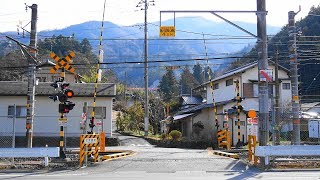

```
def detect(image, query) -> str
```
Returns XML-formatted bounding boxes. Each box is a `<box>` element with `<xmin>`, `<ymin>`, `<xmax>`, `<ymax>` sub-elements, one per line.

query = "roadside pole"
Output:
<box><xmin>256</xmin><ymin>0</ymin><xmax>269</xmax><ymax>167</ymax></box>
<box><xmin>26</xmin><ymin>4</ymin><xmax>38</xmax><ymax>148</ymax></box>
<box><xmin>288</xmin><ymin>9</ymin><xmax>301</xmax><ymax>145</ymax></box>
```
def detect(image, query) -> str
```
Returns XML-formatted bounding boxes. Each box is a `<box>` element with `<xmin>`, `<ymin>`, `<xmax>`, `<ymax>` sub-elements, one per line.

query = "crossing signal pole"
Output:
<box><xmin>49</xmin><ymin>72</ymin><xmax>75</xmax><ymax>158</ymax></box>
<box><xmin>49</xmin><ymin>51</ymin><xmax>76</xmax><ymax>158</ymax></box>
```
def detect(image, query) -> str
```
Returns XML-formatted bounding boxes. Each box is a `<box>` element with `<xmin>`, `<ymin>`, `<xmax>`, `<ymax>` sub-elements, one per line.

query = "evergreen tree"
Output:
<box><xmin>158</xmin><ymin>68</ymin><xmax>178</xmax><ymax>103</ymax></box>
<box><xmin>80</xmin><ymin>38</ymin><xmax>92</xmax><ymax>55</ymax></box>
<box><xmin>180</xmin><ymin>67</ymin><xmax>198</xmax><ymax>95</ymax></box>
<box><xmin>193</xmin><ymin>63</ymin><xmax>203</xmax><ymax>85</ymax></box>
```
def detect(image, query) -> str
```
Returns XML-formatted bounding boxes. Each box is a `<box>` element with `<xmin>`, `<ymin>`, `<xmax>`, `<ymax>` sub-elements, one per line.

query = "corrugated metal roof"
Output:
<box><xmin>176</xmin><ymin>100</ymin><xmax>233</xmax><ymax>115</ymax></box>
<box><xmin>181</xmin><ymin>96</ymin><xmax>203</xmax><ymax>106</ymax></box>
<box><xmin>0</xmin><ymin>81</ymin><xmax>116</xmax><ymax>97</ymax></box>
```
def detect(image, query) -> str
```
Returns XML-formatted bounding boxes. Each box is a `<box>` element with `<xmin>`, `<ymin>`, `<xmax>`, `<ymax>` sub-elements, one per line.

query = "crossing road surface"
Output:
<box><xmin>1</xmin><ymin>135</ymin><xmax>320</xmax><ymax>179</ymax></box>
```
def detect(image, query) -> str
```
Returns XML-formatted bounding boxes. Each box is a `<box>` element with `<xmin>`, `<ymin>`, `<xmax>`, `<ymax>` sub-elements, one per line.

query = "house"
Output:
<box><xmin>0</xmin><ymin>82</ymin><xmax>116</xmax><ymax>141</ymax></box>
<box><xmin>172</xmin><ymin>61</ymin><xmax>292</xmax><ymax>146</ymax></box>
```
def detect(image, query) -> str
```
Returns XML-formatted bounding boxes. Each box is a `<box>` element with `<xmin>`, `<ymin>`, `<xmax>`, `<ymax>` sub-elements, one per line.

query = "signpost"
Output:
<box><xmin>49</xmin><ymin>51</ymin><xmax>75</xmax><ymax>74</ymax></box>
<box><xmin>259</xmin><ymin>69</ymin><xmax>273</xmax><ymax>82</ymax></box>
<box><xmin>247</xmin><ymin>117</ymin><xmax>259</xmax><ymax>137</ymax></box>
<box><xmin>160</xmin><ymin>26</ymin><xmax>176</xmax><ymax>37</ymax></box>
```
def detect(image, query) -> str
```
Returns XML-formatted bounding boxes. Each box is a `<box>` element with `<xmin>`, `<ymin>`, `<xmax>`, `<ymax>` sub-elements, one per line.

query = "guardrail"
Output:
<box><xmin>255</xmin><ymin>145</ymin><xmax>320</xmax><ymax>165</ymax></box>
<box><xmin>0</xmin><ymin>147</ymin><xmax>60</xmax><ymax>166</ymax></box>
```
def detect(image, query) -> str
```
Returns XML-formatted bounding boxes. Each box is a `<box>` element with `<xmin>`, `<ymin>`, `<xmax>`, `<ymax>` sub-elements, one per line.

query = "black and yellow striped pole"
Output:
<box><xmin>234</xmin><ymin>80</ymin><xmax>243</xmax><ymax>147</ymax></box>
<box><xmin>89</xmin><ymin>0</ymin><xmax>107</xmax><ymax>134</ymax></box>
<box><xmin>203</xmin><ymin>34</ymin><xmax>219</xmax><ymax>131</ymax></box>
<box><xmin>59</xmin><ymin>68</ymin><xmax>66</xmax><ymax>158</ymax></box>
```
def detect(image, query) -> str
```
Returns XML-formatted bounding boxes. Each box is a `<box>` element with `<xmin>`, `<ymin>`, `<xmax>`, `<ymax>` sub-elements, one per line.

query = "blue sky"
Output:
<box><xmin>1</xmin><ymin>0</ymin><xmax>319</xmax><ymax>32</ymax></box>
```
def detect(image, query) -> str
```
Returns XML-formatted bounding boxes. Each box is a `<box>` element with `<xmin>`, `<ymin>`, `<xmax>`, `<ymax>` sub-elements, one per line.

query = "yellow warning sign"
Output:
<box><xmin>160</xmin><ymin>26</ymin><xmax>175</xmax><ymax>37</ymax></box>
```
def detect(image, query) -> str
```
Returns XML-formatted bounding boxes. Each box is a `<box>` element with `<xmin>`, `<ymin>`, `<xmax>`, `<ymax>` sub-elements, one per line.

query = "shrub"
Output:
<box><xmin>160</xmin><ymin>133</ymin><xmax>166</xmax><ymax>140</ymax></box>
<box><xmin>169</xmin><ymin>130</ymin><xmax>182</xmax><ymax>141</ymax></box>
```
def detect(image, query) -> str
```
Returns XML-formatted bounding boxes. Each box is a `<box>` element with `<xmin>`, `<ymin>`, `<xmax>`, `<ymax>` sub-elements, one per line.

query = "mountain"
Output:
<box><xmin>1</xmin><ymin>17</ymin><xmax>281</xmax><ymax>86</ymax></box>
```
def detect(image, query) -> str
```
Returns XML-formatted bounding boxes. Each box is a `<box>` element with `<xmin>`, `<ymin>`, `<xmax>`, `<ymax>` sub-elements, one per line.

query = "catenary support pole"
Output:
<box><xmin>26</xmin><ymin>4</ymin><xmax>37</xmax><ymax>148</ymax></box>
<box><xmin>288</xmin><ymin>10</ymin><xmax>301</xmax><ymax>145</ymax></box>
<box><xmin>257</xmin><ymin>0</ymin><xmax>269</xmax><ymax>148</ymax></box>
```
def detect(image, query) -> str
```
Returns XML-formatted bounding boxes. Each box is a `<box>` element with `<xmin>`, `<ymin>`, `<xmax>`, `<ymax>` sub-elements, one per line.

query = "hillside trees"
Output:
<box><xmin>180</xmin><ymin>67</ymin><xmax>198</xmax><ymax>95</ymax></box>
<box><xmin>158</xmin><ymin>68</ymin><xmax>179</xmax><ymax>103</ymax></box>
<box><xmin>0</xmin><ymin>35</ymin><xmax>103</xmax><ymax>81</ymax></box>
<box><xmin>193</xmin><ymin>63</ymin><xmax>203</xmax><ymax>84</ymax></box>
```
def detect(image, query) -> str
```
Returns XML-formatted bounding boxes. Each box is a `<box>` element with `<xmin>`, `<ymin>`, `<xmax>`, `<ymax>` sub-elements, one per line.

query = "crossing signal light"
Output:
<box><xmin>232</xmin><ymin>105</ymin><xmax>244</xmax><ymax>111</ymax></box>
<box><xmin>89</xmin><ymin>117</ymin><xmax>95</xmax><ymax>129</ymax></box>
<box><xmin>50</xmin><ymin>82</ymin><xmax>59</xmax><ymax>89</ymax></box>
<box><xmin>58</xmin><ymin>101</ymin><xmax>75</xmax><ymax>113</ymax></box>
<box><xmin>65</xmin><ymin>89</ymin><xmax>74</xmax><ymax>98</ymax></box>
<box><xmin>49</xmin><ymin>95</ymin><xmax>58</xmax><ymax>101</ymax></box>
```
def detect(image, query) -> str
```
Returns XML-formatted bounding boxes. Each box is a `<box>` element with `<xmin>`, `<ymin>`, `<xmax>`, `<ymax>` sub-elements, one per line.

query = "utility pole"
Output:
<box><xmin>143</xmin><ymin>0</ymin><xmax>149</xmax><ymax>137</ymax></box>
<box><xmin>274</xmin><ymin>46</ymin><xmax>280</xmax><ymax>145</ymax></box>
<box><xmin>26</xmin><ymin>4</ymin><xmax>38</xmax><ymax>148</ymax></box>
<box><xmin>289</xmin><ymin>8</ymin><xmax>301</xmax><ymax>145</ymax></box>
<box><xmin>137</xmin><ymin>0</ymin><xmax>154</xmax><ymax>136</ymax></box>
<box><xmin>257</xmin><ymin>0</ymin><xmax>269</xmax><ymax>147</ymax></box>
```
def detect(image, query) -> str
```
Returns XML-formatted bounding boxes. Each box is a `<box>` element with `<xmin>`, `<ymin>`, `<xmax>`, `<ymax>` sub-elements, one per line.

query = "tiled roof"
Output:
<box><xmin>0</xmin><ymin>81</ymin><xmax>116</xmax><ymax>97</ymax></box>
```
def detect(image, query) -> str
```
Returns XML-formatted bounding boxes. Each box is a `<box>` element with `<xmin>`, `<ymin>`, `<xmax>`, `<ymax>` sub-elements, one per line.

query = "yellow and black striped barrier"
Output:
<box><xmin>79</xmin><ymin>134</ymin><xmax>100</xmax><ymax>166</ymax></box>
<box><xmin>217</xmin><ymin>129</ymin><xmax>231</xmax><ymax>150</ymax></box>
<box><xmin>213</xmin><ymin>150</ymin><xmax>239</xmax><ymax>159</ymax></box>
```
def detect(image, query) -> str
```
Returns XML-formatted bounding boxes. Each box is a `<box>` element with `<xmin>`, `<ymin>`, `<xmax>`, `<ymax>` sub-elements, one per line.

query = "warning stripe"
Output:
<box><xmin>50</xmin><ymin>52</ymin><xmax>60</xmax><ymax>61</ymax></box>
<box><xmin>213</xmin><ymin>151</ymin><xmax>239</xmax><ymax>159</ymax></box>
<box><xmin>65</xmin><ymin>51</ymin><xmax>75</xmax><ymax>62</ymax></box>
<box><xmin>79</xmin><ymin>134</ymin><xmax>100</xmax><ymax>166</ymax></box>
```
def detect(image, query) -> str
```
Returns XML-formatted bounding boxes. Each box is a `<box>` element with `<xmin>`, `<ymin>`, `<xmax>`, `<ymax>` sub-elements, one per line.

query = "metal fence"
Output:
<box><xmin>268</xmin><ymin>105</ymin><xmax>320</xmax><ymax>145</ymax></box>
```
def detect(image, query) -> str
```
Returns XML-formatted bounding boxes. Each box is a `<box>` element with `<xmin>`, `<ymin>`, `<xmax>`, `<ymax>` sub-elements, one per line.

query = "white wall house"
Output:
<box><xmin>173</xmin><ymin>61</ymin><xmax>292</xmax><ymax>146</ymax></box>
<box><xmin>0</xmin><ymin>82</ymin><xmax>116</xmax><ymax>141</ymax></box>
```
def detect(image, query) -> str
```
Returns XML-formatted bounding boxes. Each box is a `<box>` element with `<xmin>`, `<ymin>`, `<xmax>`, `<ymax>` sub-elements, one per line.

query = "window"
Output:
<box><xmin>87</xmin><ymin>106</ymin><xmax>106</xmax><ymax>119</ymax></box>
<box><xmin>282</xmin><ymin>83</ymin><xmax>291</xmax><ymax>90</ymax></box>
<box><xmin>213</xmin><ymin>83</ymin><xmax>219</xmax><ymax>90</ymax></box>
<box><xmin>8</xmin><ymin>106</ymin><xmax>27</xmax><ymax>118</ymax></box>
<box><xmin>253</xmin><ymin>84</ymin><xmax>259</xmax><ymax>97</ymax></box>
<box><xmin>243</xmin><ymin>83</ymin><xmax>253</xmax><ymax>98</ymax></box>
<box><xmin>226</xmin><ymin>79</ymin><xmax>233</xmax><ymax>86</ymax></box>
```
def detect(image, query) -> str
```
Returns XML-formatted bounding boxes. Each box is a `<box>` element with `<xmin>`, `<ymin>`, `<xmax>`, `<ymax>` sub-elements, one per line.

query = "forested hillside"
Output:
<box><xmin>0</xmin><ymin>17</ymin><xmax>280</xmax><ymax>86</ymax></box>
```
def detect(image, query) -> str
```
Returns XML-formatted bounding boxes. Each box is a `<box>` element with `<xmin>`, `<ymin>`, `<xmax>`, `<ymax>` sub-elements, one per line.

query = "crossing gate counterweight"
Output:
<box><xmin>80</xmin><ymin>134</ymin><xmax>100</xmax><ymax>166</ymax></box>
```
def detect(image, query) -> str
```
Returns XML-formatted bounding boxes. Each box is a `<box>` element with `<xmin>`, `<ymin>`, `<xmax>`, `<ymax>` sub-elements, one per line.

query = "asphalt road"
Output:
<box><xmin>1</xmin><ymin>134</ymin><xmax>320</xmax><ymax>179</ymax></box>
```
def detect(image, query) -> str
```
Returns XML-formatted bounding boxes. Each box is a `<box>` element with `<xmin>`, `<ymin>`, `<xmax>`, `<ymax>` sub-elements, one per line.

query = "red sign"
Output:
<box><xmin>247</xmin><ymin>117</ymin><xmax>258</xmax><ymax>125</ymax></box>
